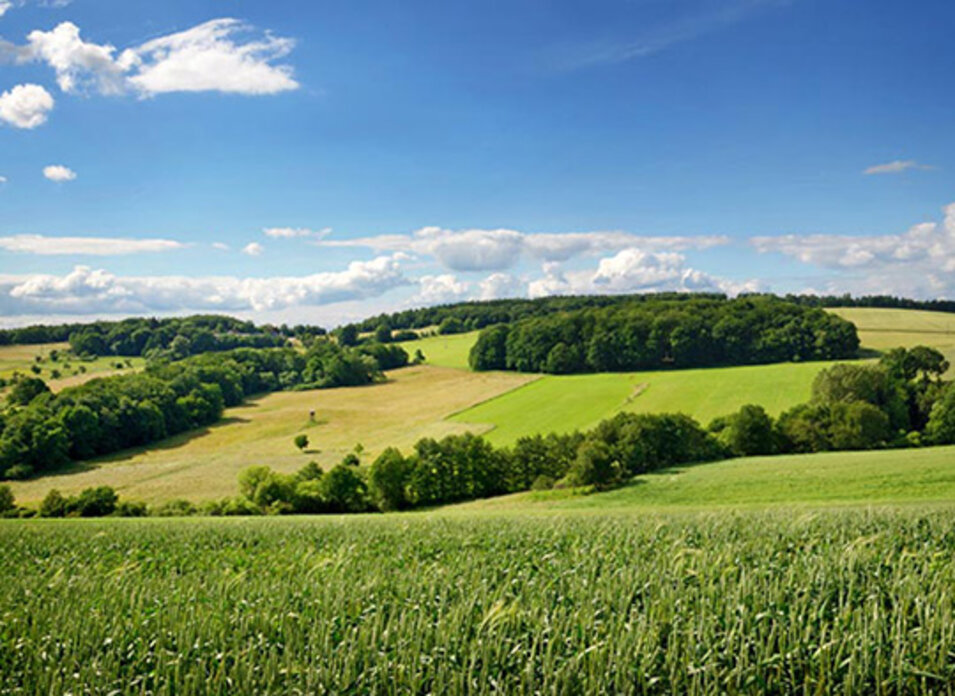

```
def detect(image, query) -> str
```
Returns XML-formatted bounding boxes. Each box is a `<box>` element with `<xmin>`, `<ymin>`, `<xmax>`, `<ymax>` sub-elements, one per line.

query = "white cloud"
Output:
<box><xmin>26</xmin><ymin>21</ymin><xmax>128</xmax><ymax>93</ymax></box>
<box><xmin>211</xmin><ymin>242</ymin><xmax>229</xmax><ymax>251</ymax></box>
<box><xmin>0</xmin><ymin>256</ymin><xmax>409</xmax><ymax>315</ymax></box>
<box><xmin>15</xmin><ymin>18</ymin><xmax>297</xmax><ymax>97</ymax></box>
<box><xmin>0</xmin><ymin>83</ymin><xmax>54</xmax><ymax>128</ymax></box>
<box><xmin>128</xmin><ymin>19</ymin><xmax>298</xmax><ymax>96</ymax></box>
<box><xmin>318</xmin><ymin>226</ymin><xmax>729</xmax><ymax>272</ymax></box>
<box><xmin>479</xmin><ymin>272</ymin><xmax>525</xmax><ymax>300</ymax></box>
<box><xmin>414</xmin><ymin>274</ymin><xmax>471</xmax><ymax>305</ymax></box>
<box><xmin>263</xmin><ymin>226</ymin><xmax>331</xmax><ymax>239</ymax></box>
<box><xmin>0</xmin><ymin>234</ymin><xmax>186</xmax><ymax>255</ymax></box>
<box><xmin>0</xmin><ymin>2</ymin><xmax>12</xmax><ymax>17</ymax></box>
<box><xmin>863</xmin><ymin>160</ymin><xmax>934</xmax><ymax>175</ymax></box>
<box><xmin>0</xmin><ymin>175</ymin><xmax>6</xmax><ymax>184</ymax></box>
<box><xmin>751</xmin><ymin>202</ymin><xmax>955</xmax><ymax>297</ymax></box>
<box><xmin>527</xmin><ymin>249</ymin><xmax>758</xmax><ymax>298</ymax></box>
<box><xmin>42</xmin><ymin>164</ymin><xmax>75</xmax><ymax>181</ymax></box>
<box><xmin>242</xmin><ymin>242</ymin><xmax>264</xmax><ymax>256</ymax></box>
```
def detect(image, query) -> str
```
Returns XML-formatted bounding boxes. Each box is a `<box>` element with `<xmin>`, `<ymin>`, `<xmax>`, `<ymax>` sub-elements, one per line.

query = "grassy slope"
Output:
<box><xmin>10</xmin><ymin>307</ymin><xmax>955</xmax><ymax>504</ymax></box>
<box><xmin>448</xmin><ymin>306</ymin><xmax>955</xmax><ymax>445</ymax></box>
<box><xmin>0</xmin><ymin>343</ymin><xmax>145</xmax><ymax>392</ymax></box>
<box><xmin>451</xmin><ymin>444</ymin><xmax>955</xmax><ymax>513</ymax></box>
<box><xmin>450</xmin><ymin>360</ymin><xmax>852</xmax><ymax>446</ymax></box>
<box><xmin>829</xmin><ymin>307</ymin><xmax>955</xmax><ymax>375</ymax></box>
<box><xmin>7</xmin><ymin>366</ymin><xmax>532</xmax><ymax>504</ymax></box>
<box><xmin>398</xmin><ymin>331</ymin><xmax>478</xmax><ymax>369</ymax></box>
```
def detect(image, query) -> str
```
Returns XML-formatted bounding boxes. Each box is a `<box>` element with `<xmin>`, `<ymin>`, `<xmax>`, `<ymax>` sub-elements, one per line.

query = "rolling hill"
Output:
<box><xmin>7</xmin><ymin>306</ymin><xmax>955</xmax><ymax>505</ymax></box>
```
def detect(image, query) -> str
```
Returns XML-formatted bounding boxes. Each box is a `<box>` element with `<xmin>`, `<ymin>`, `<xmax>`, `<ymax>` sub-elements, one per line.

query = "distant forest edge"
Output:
<box><xmin>1</xmin><ymin>293</ymin><xmax>953</xmax><ymax>355</ymax></box>
<box><xmin>0</xmin><ymin>315</ymin><xmax>326</xmax><ymax>358</ymax></box>
<box><xmin>347</xmin><ymin>293</ymin><xmax>955</xmax><ymax>335</ymax></box>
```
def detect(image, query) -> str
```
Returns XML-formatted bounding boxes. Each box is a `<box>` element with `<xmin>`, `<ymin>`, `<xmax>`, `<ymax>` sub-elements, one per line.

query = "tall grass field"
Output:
<box><xmin>3</xmin><ymin>508</ymin><xmax>955</xmax><ymax>694</ymax></box>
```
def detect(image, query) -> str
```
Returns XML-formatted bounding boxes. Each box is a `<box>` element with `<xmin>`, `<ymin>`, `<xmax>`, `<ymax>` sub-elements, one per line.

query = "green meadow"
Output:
<box><xmin>451</xmin><ymin>359</ymin><xmax>854</xmax><ymax>446</ymax></box>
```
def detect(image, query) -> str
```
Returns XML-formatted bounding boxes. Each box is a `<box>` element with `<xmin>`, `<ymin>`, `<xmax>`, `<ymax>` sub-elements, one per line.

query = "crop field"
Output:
<box><xmin>0</xmin><ymin>342</ymin><xmax>144</xmax><ymax>391</ymax></box>
<box><xmin>6</xmin><ymin>365</ymin><xmax>533</xmax><ymax>505</ymax></box>
<box><xmin>3</xmin><ymin>507</ymin><xmax>955</xmax><ymax>694</ymax></box>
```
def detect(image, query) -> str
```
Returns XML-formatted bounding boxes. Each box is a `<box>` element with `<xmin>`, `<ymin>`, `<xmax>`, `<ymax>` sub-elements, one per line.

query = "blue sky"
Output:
<box><xmin>1</xmin><ymin>0</ymin><xmax>954</xmax><ymax>326</ymax></box>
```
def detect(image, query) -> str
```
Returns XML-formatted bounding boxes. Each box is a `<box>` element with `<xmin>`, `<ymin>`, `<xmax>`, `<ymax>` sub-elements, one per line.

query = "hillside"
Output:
<box><xmin>6</xmin><ymin>305</ymin><xmax>955</xmax><ymax>504</ymax></box>
<box><xmin>6</xmin><ymin>366</ymin><xmax>532</xmax><ymax>504</ymax></box>
<box><xmin>450</xmin><ymin>444</ymin><xmax>955</xmax><ymax>512</ymax></box>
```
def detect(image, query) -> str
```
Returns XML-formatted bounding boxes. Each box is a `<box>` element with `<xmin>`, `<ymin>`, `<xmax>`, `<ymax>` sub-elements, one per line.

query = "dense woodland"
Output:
<box><xmin>345</xmin><ymin>292</ymin><xmax>955</xmax><ymax>338</ymax></box>
<box><xmin>0</xmin><ymin>315</ymin><xmax>327</xmax><ymax>357</ymax></box>
<box><xmin>469</xmin><ymin>296</ymin><xmax>859</xmax><ymax>373</ymax></box>
<box><xmin>0</xmin><ymin>341</ymin><xmax>404</xmax><ymax>480</ymax></box>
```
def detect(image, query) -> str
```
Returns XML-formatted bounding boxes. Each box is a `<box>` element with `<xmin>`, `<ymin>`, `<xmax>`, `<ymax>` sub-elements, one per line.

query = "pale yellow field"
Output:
<box><xmin>8</xmin><ymin>366</ymin><xmax>533</xmax><ymax>504</ymax></box>
<box><xmin>828</xmin><ymin>307</ymin><xmax>955</xmax><ymax>375</ymax></box>
<box><xmin>0</xmin><ymin>342</ymin><xmax>144</xmax><ymax>392</ymax></box>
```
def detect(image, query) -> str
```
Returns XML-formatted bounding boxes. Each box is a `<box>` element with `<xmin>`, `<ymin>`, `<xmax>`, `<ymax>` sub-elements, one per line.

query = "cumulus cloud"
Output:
<box><xmin>318</xmin><ymin>226</ymin><xmax>728</xmax><ymax>272</ymax></box>
<box><xmin>863</xmin><ymin>160</ymin><xmax>934</xmax><ymax>175</ymax></box>
<box><xmin>0</xmin><ymin>234</ymin><xmax>186</xmax><ymax>255</ymax></box>
<box><xmin>528</xmin><ymin>249</ymin><xmax>759</xmax><ymax>298</ymax></box>
<box><xmin>414</xmin><ymin>274</ymin><xmax>471</xmax><ymax>305</ymax></box>
<box><xmin>751</xmin><ymin>202</ymin><xmax>955</xmax><ymax>296</ymax></box>
<box><xmin>241</xmin><ymin>242</ymin><xmax>264</xmax><ymax>256</ymax></box>
<box><xmin>0</xmin><ymin>2</ymin><xmax>12</xmax><ymax>17</ymax></box>
<box><xmin>263</xmin><ymin>226</ymin><xmax>331</xmax><ymax>239</ymax></box>
<box><xmin>42</xmin><ymin>164</ymin><xmax>75</xmax><ymax>181</ymax></box>
<box><xmin>26</xmin><ymin>21</ymin><xmax>130</xmax><ymax>93</ymax></box>
<box><xmin>479</xmin><ymin>272</ymin><xmax>525</xmax><ymax>300</ymax></box>
<box><xmin>0</xmin><ymin>256</ymin><xmax>409</xmax><ymax>315</ymax></box>
<box><xmin>0</xmin><ymin>83</ymin><xmax>54</xmax><ymax>128</ymax></box>
<box><xmin>0</xmin><ymin>175</ymin><xmax>6</xmax><ymax>184</ymax></box>
<box><xmin>211</xmin><ymin>242</ymin><xmax>229</xmax><ymax>251</ymax></box>
<box><xmin>12</xmin><ymin>18</ymin><xmax>298</xmax><ymax>97</ymax></box>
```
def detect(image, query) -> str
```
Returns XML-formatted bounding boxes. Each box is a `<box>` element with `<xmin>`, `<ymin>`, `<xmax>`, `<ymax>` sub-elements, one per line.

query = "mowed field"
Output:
<box><xmin>0</xmin><ymin>342</ymin><xmax>145</xmax><ymax>392</ymax></box>
<box><xmin>399</xmin><ymin>330</ymin><xmax>476</xmax><ymax>369</ymax></box>
<box><xmin>829</xmin><ymin>307</ymin><xmax>955</xmax><ymax>374</ymax></box>
<box><xmin>8</xmin><ymin>366</ymin><xmax>533</xmax><ymax>505</ymax></box>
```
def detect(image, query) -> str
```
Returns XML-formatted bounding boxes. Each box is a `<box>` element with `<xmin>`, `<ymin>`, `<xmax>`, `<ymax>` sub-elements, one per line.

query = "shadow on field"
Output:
<box><xmin>88</xmin><ymin>416</ymin><xmax>253</xmax><ymax>465</ymax></box>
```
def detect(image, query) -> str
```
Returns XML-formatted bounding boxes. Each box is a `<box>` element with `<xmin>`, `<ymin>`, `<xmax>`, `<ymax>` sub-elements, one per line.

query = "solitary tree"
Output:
<box><xmin>294</xmin><ymin>434</ymin><xmax>309</xmax><ymax>452</ymax></box>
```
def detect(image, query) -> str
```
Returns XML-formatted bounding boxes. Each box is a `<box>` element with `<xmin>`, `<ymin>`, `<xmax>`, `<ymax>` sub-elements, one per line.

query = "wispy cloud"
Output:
<box><xmin>863</xmin><ymin>160</ymin><xmax>935</xmax><ymax>175</ymax></box>
<box><xmin>555</xmin><ymin>0</ymin><xmax>791</xmax><ymax>70</ymax></box>
<box><xmin>0</xmin><ymin>234</ymin><xmax>187</xmax><ymax>255</ymax></box>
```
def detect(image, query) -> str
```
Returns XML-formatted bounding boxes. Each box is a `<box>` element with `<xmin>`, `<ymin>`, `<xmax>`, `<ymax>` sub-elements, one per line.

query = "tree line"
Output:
<box><xmin>7</xmin><ymin>345</ymin><xmax>951</xmax><ymax>518</ymax></box>
<box><xmin>0</xmin><ymin>341</ymin><xmax>406</xmax><ymax>481</ymax></box>
<box><xmin>469</xmin><ymin>296</ymin><xmax>859</xmax><ymax>373</ymax></box>
<box><xmin>340</xmin><ymin>292</ymin><xmax>955</xmax><ymax>341</ymax></box>
<box><xmin>0</xmin><ymin>314</ymin><xmax>330</xmax><ymax>357</ymax></box>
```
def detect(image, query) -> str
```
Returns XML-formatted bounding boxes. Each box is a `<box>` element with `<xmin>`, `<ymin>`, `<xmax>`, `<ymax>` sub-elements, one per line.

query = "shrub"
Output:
<box><xmin>39</xmin><ymin>489</ymin><xmax>68</xmax><ymax>518</ymax></box>
<box><xmin>0</xmin><ymin>484</ymin><xmax>13</xmax><ymax>513</ymax></box>
<box><xmin>369</xmin><ymin>447</ymin><xmax>412</xmax><ymax>511</ymax></box>
<box><xmin>712</xmin><ymin>404</ymin><xmax>778</xmax><ymax>457</ymax></box>
<box><xmin>926</xmin><ymin>385</ymin><xmax>955</xmax><ymax>445</ymax></box>
<box><xmin>564</xmin><ymin>439</ymin><xmax>623</xmax><ymax>489</ymax></box>
<box><xmin>6</xmin><ymin>377</ymin><xmax>50</xmax><ymax>406</ymax></box>
<box><xmin>319</xmin><ymin>464</ymin><xmax>369</xmax><ymax>513</ymax></box>
<box><xmin>294</xmin><ymin>434</ymin><xmax>309</xmax><ymax>451</ymax></box>
<box><xmin>74</xmin><ymin>486</ymin><xmax>118</xmax><ymax>517</ymax></box>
